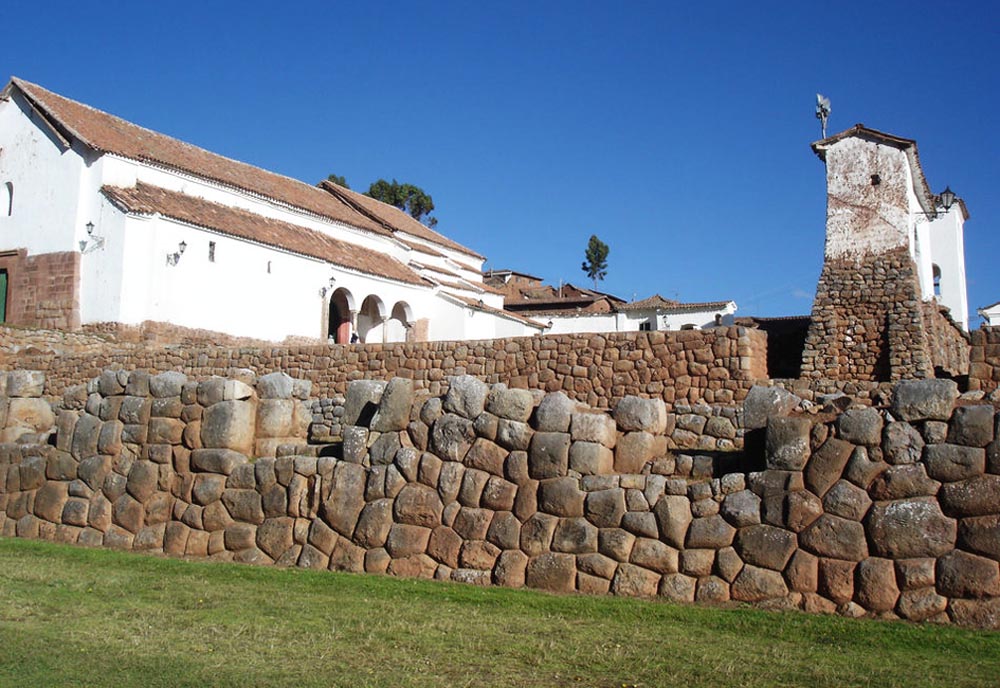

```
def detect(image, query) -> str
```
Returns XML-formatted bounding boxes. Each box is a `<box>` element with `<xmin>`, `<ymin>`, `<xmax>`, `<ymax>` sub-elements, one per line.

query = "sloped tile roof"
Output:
<box><xmin>10</xmin><ymin>78</ymin><xmax>483</xmax><ymax>256</ymax></box>
<box><xmin>442</xmin><ymin>293</ymin><xmax>546</xmax><ymax>329</ymax></box>
<box><xmin>620</xmin><ymin>298</ymin><xmax>735</xmax><ymax>313</ymax></box>
<box><xmin>101</xmin><ymin>183</ymin><xmax>428</xmax><ymax>286</ymax></box>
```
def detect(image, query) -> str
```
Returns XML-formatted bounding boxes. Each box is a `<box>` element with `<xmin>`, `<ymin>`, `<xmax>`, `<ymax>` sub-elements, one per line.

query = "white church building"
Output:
<box><xmin>0</xmin><ymin>77</ymin><xmax>545</xmax><ymax>344</ymax></box>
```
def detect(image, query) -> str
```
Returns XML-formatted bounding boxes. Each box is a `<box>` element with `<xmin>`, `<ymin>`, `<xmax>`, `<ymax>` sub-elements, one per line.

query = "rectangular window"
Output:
<box><xmin>208</xmin><ymin>241</ymin><xmax>216</xmax><ymax>262</ymax></box>
<box><xmin>639</xmin><ymin>320</ymin><xmax>652</xmax><ymax>331</ymax></box>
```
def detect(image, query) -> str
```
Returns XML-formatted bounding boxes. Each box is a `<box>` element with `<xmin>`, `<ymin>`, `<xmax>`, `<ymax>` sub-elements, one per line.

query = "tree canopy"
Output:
<box><xmin>326</xmin><ymin>174</ymin><xmax>350</xmax><ymax>189</ymax></box>
<box><xmin>581</xmin><ymin>235</ymin><xmax>609</xmax><ymax>289</ymax></box>
<box><xmin>365</xmin><ymin>179</ymin><xmax>437</xmax><ymax>227</ymax></box>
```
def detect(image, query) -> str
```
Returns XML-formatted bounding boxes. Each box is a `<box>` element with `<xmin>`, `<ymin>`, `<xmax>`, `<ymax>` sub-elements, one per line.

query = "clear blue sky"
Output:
<box><xmin>3</xmin><ymin>1</ymin><xmax>997</xmax><ymax>321</ymax></box>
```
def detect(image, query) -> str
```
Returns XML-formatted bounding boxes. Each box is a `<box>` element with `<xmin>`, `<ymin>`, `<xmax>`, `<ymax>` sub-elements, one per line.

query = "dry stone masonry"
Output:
<box><xmin>1</xmin><ymin>368</ymin><xmax>998</xmax><ymax>629</ymax></box>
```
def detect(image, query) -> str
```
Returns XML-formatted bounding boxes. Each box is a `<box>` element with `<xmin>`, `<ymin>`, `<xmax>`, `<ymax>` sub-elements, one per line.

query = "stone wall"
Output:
<box><xmin>0</xmin><ymin>249</ymin><xmax>80</xmax><ymax>330</ymax></box>
<box><xmin>0</xmin><ymin>327</ymin><xmax>768</xmax><ymax>412</ymax></box>
<box><xmin>1</xmin><ymin>369</ymin><xmax>998</xmax><ymax>628</ymax></box>
<box><xmin>969</xmin><ymin>326</ymin><xmax>1000</xmax><ymax>395</ymax></box>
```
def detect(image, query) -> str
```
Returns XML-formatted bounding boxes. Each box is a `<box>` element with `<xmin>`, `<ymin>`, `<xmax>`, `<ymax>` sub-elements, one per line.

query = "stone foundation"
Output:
<box><xmin>1</xmin><ymin>369</ymin><xmax>998</xmax><ymax>628</ymax></box>
<box><xmin>0</xmin><ymin>249</ymin><xmax>80</xmax><ymax>330</ymax></box>
<box><xmin>969</xmin><ymin>326</ymin><xmax>1000</xmax><ymax>395</ymax></box>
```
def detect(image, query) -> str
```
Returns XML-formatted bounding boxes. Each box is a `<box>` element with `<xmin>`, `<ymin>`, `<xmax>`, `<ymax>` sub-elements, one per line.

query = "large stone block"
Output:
<box><xmin>534</xmin><ymin>392</ymin><xmax>575</xmax><ymax>432</ymax></box>
<box><xmin>537</xmin><ymin>477</ymin><xmax>585</xmax><ymax>517</ymax></box>
<box><xmin>730</xmin><ymin>565</ymin><xmax>788</xmax><ymax>602</ymax></box>
<box><xmin>743</xmin><ymin>385</ymin><xmax>801</xmax><ymax>431</ymax></box>
<box><xmin>630</xmin><ymin>538</ymin><xmax>678</xmax><ymax>574</ymax></box>
<box><xmin>486</xmin><ymin>386</ymin><xmax>535</xmax><ymax>422</ymax></box>
<box><xmin>256</xmin><ymin>372</ymin><xmax>294</xmax><ymax>400</ymax></box>
<box><xmin>958</xmin><ymin>514</ymin><xmax>1000</xmax><ymax>561</ymax></box>
<box><xmin>936</xmin><ymin>550</ymin><xmax>1000</xmax><ymax>598</ymax></box>
<box><xmin>150</xmin><ymin>372</ymin><xmax>187</xmax><ymax>399</ymax></box>
<box><xmin>190</xmin><ymin>449</ymin><xmax>248</xmax><ymax>475</ymax></box>
<box><xmin>865</xmin><ymin>498</ymin><xmax>956</xmax><ymax>558</ymax></box>
<box><xmin>924</xmin><ymin>444</ymin><xmax>986</xmax><ymax>482</ymax></box>
<box><xmin>394</xmin><ymin>484</ymin><xmax>444</xmax><ymax>528</ymax></box>
<box><xmin>342</xmin><ymin>380</ymin><xmax>385</xmax><ymax>427</ymax></box>
<box><xmin>34</xmin><ymin>482</ymin><xmax>69</xmax><ymax>523</ymax></box>
<box><xmin>686</xmin><ymin>515</ymin><xmax>736</xmax><ymax>549</ymax></box>
<box><xmin>385</xmin><ymin>523</ymin><xmax>431</xmax><ymax>558</ymax></box>
<box><xmin>614</xmin><ymin>431</ymin><xmax>656</xmax><ymax>474</ymax></box>
<box><xmin>256</xmin><ymin>400</ymin><xmax>295</xmax><ymax>438</ymax></box>
<box><xmin>947</xmin><ymin>405</ymin><xmax>995</xmax><ymax>447</ymax></box>
<box><xmin>528</xmin><ymin>432</ymin><xmax>570</xmax><ymax>479</ymax></box>
<box><xmin>525</xmin><ymin>552</ymin><xmax>577</xmax><ymax>592</ymax></box>
<box><xmin>7</xmin><ymin>370</ymin><xmax>45</xmax><ymax>397</ymax></box>
<box><xmin>939</xmin><ymin>475</ymin><xmax>1000</xmax><ymax>517</ymax></box>
<box><xmin>891</xmin><ymin>379</ymin><xmax>958</xmax><ymax>422</ymax></box>
<box><xmin>520</xmin><ymin>512</ymin><xmax>558</xmax><ymax>556</ymax></box>
<box><xmin>613</xmin><ymin>396</ymin><xmax>666</xmax><ymax>433</ymax></box>
<box><xmin>493</xmin><ymin>549</ymin><xmax>529</xmax><ymax>587</ymax></box>
<box><xmin>354</xmin><ymin>499</ymin><xmax>394</xmax><ymax>548</ymax></box>
<box><xmin>800</xmin><ymin>514</ymin><xmax>868</xmax><ymax>561</ymax></box>
<box><xmin>653</xmin><ymin>495</ymin><xmax>692</xmax><ymax>549</ymax></box>
<box><xmin>836</xmin><ymin>407</ymin><xmax>883</xmax><ymax>447</ymax></box>
<box><xmin>201</xmin><ymin>400</ymin><xmax>256</xmax><ymax>455</ymax></box>
<box><xmin>321</xmin><ymin>463</ymin><xmax>366</xmax><ymax>537</ymax></box>
<box><xmin>569</xmin><ymin>441</ymin><xmax>614</xmax><ymax>475</ymax></box>
<box><xmin>551</xmin><ymin>517</ymin><xmax>598</xmax><ymax>554</ymax></box>
<box><xmin>822</xmin><ymin>480</ymin><xmax>871</xmax><ymax>521</ymax></box>
<box><xmin>735</xmin><ymin>524</ymin><xmax>797</xmax><ymax>570</ymax></box>
<box><xmin>495</xmin><ymin>419</ymin><xmax>532</xmax><ymax>452</ymax></box>
<box><xmin>721</xmin><ymin>489</ymin><xmax>761</xmax><ymax>527</ymax></box>
<box><xmin>805</xmin><ymin>438</ymin><xmax>853</xmax><ymax>498</ymax></box>
<box><xmin>570</xmin><ymin>411</ymin><xmax>617</xmax><ymax>447</ymax></box>
<box><xmin>444</xmin><ymin>375</ymin><xmax>489</xmax><ymax>420</ymax></box>
<box><xmin>464</xmin><ymin>438</ymin><xmax>507</xmax><ymax>475</ymax></box>
<box><xmin>611</xmin><ymin>563</ymin><xmax>661</xmax><ymax>597</ymax></box>
<box><xmin>869</xmin><ymin>464</ymin><xmax>940</xmax><ymax>500</ymax></box>
<box><xmin>585</xmin><ymin>488</ymin><xmax>626</xmax><ymax>528</ymax></box>
<box><xmin>371</xmin><ymin>378</ymin><xmax>415</xmax><ymax>432</ymax></box>
<box><xmin>430</xmin><ymin>414</ymin><xmax>475</xmax><ymax>463</ymax></box>
<box><xmin>766</xmin><ymin>417</ymin><xmax>811</xmax><ymax>471</ymax></box>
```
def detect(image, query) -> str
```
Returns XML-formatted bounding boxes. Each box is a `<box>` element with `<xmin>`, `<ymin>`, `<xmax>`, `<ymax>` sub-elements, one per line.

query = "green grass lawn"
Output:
<box><xmin>0</xmin><ymin>538</ymin><xmax>996</xmax><ymax>687</ymax></box>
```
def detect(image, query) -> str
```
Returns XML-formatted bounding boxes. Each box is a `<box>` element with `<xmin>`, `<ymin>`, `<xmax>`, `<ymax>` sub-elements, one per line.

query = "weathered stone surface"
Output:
<box><xmin>534</xmin><ymin>392</ymin><xmax>575</xmax><ymax>432</ymax></box>
<box><xmin>569</xmin><ymin>441</ymin><xmax>614</xmax><ymax>475</ymax></box>
<box><xmin>844</xmin><ymin>446</ymin><xmax>888</xmax><ymax>488</ymax></box>
<box><xmin>256</xmin><ymin>372</ymin><xmax>294</xmax><ymax>399</ymax></box>
<box><xmin>480</xmin><ymin>476</ymin><xmax>516</xmax><ymax>512</ymax></box>
<box><xmin>495</xmin><ymin>419</ymin><xmax>532</xmax><ymax>452</ymax></box>
<box><xmin>551</xmin><ymin>517</ymin><xmax>598</xmax><ymax>554</ymax></box>
<box><xmin>371</xmin><ymin>378</ymin><xmax>414</xmax><ymax>432</ymax></box>
<box><xmin>427</xmin><ymin>526</ymin><xmax>462</xmax><ymax>567</ymax></box>
<box><xmin>630</xmin><ymin>538</ymin><xmax>678</xmax><ymax>574</ymax></box>
<box><xmin>897</xmin><ymin>588</ymin><xmax>948</xmax><ymax>622</ymax></box>
<box><xmin>393</xmin><ymin>484</ymin><xmax>443</xmax><ymax>528</ymax></box>
<box><xmin>537</xmin><ymin>477</ymin><xmax>585</xmax><ymax>517</ymax></box>
<box><xmin>658</xmin><ymin>572</ymin><xmax>696</xmax><ymax>602</ymax></box>
<box><xmin>150</xmin><ymin>371</ymin><xmax>187</xmax><ymax>399</ymax></box>
<box><xmin>947</xmin><ymin>405</ymin><xmax>995</xmax><ymax>447</ymax></box>
<box><xmin>785</xmin><ymin>550</ymin><xmax>818</xmax><ymax>592</ymax></box>
<box><xmin>493</xmin><ymin>549</ymin><xmax>529</xmax><ymax>587</ymax></box>
<box><xmin>201</xmin><ymin>401</ymin><xmax>256</xmax><ymax>455</ymax></box>
<box><xmin>585</xmin><ymin>488</ymin><xmax>626</xmax><ymax>528</ymax></box>
<box><xmin>800</xmin><ymin>514</ymin><xmax>868</xmax><ymax>561</ymax></box>
<box><xmin>869</xmin><ymin>464</ymin><xmax>940</xmax><ymax>500</ymax></box>
<box><xmin>818</xmin><ymin>558</ymin><xmax>854</xmax><ymax>604</ymax></box>
<box><xmin>520</xmin><ymin>512</ymin><xmax>558</xmax><ymax>556</ymax></box>
<box><xmin>936</xmin><ymin>550</ymin><xmax>1000</xmax><ymax>598</ymax></box>
<box><xmin>444</xmin><ymin>375</ymin><xmax>489</xmax><ymax>420</ymax></box>
<box><xmin>190</xmin><ymin>449</ymin><xmax>247</xmax><ymax>475</ymax></box>
<box><xmin>486</xmin><ymin>386</ymin><xmax>535</xmax><ymax>422</ymax></box>
<box><xmin>525</xmin><ymin>552</ymin><xmax>576</xmax><ymax>592</ymax></box>
<box><xmin>612</xmin><ymin>563</ymin><xmax>661</xmax><ymax>597</ymax></box>
<box><xmin>836</xmin><ymin>407</ymin><xmax>883</xmax><ymax>446</ymax></box>
<box><xmin>125</xmin><ymin>461</ymin><xmax>159</xmax><ymax>503</ymax></box>
<box><xmin>805</xmin><ymin>438</ymin><xmax>853</xmax><ymax>498</ymax></box>
<box><xmin>883</xmin><ymin>421</ymin><xmax>926</xmax><ymax>465</ymax></box>
<box><xmin>485</xmin><ymin>511</ymin><xmax>520</xmax><ymax>550</ymax></box>
<box><xmin>354</xmin><ymin>499</ymin><xmax>394</xmax><ymax>548</ymax></box>
<box><xmin>321</xmin><ymin>462</ymin><xmax>366</xmax><ymax>537</ymax></box>
<box><xmin>222</xmin><ymin>489</ymin><xmax>264</xmax><ymax>524</ymax></box>
<box><xmin>866</xmin><ymin>498</ymin><xmax>956</xmax><ymax>558</ymax></box>
<box><xmin>34</xmin><ymin>482</ymin><xmax>69</xmax><ymax>523</ymax></box>
<box><xmin>460</xmin><ymin>540</ymin><xmax>501</xmax><ymax>570</ymax></box>
<box><xmin>939</xmin><ymin>475</ymin><xmax>1000</xmax><ymax>516</ymax></box>
<box><xmin>528</xmin><ymin>432</ymin><xmax>570</xmax><ymax>479</ymax></box>
<box><xmin>855</xmin><ymin>557</ymin><xmax>899</xmax><ymax>612</ymax></box>
<box><xmin>342</xmin><ymin>380</ymin><xmax>385</xmax><ymax>426</ymax></box>
<box><xmin>385</xmin><ymin>523</ymin><xmax>431</xmax><ymax>558</ymax></box>
<box><xmin>112</xmin><ymin>494</ymin><xmax>144</xmax><ymax>533</ymax></box>
<box><xmin>958</xmin><ymin>514</ymin><xmax>1000</xmax><ymax>561</ymax></box>
<box><xmin>621</xmin><ymin>511</ymin><xmax>659</xmax><ymax>538</ymax></box>
<box><xmin>696</xmin><ymin>575</ymin><xmax>731</xmax><ymax>604</ymax></box>
<box><xmin>613</xmin><ymin>396</ymin><xmax>666</xmax><ymax>433</ymax></box>
<box><xmin>949</xmin><ymin>598</ymin><xmax>1000</xmax><ymax>630</ymax></box>
<box><xmin>430</xmin><ymin>414</ymin><xmax>475</xmax><ymax>463</ymax></box>
<box><xmin>686</xmin><ymin>515</ymin><xmax>736</xmax><ymax>549</ymax></box>
<box><xmin>925</xmin><ymin>444</ymin><xmax>986</xmax><ymax>482</ymax></box>
<box><xmin>458</xmin><ymin>468</ymin><xmax>489</xmax><ymax>507</ymax></box>
<box><xmin>653</xmin><ymin>495</ymin><xmax>692</xmax><ymax>549</ymax></box>
<box><xmin>615</xmin><ymin>431</ymin><xmax>656</xmax><ymax>474</ymax></box>
<box><xmin>891</xmin><ymin>379</ymin><xmax>958</xmax><ymax>422</ymax></box>
<box><xmin>369</xmin><ymin>433</ymin><xmax>401</xmax><ymax>466</ymax></box>
<box><xmin>598</xmin><ymin>528</ymin><xmax>636</xmax><ymax>562</ymax></box>
<box><xmin>7</xmin><ymin>370</ymin><xmax>45</xmax><ymax>397</ymax></box>
<box><xmin>822</xmin><ymin>480</ymin><xmax>872</xmax><ymax>521</ymax></box>
<box><xmin>731</xmin><ymin>565</ymin><xmax>788</xmax><ymax>602</ymax></box>
<box><xmin>570</xmin><ymin>411</ymin><xmax>617</xmax><ymax>447</ymax></box>
<box><xmin>766</xmin><ymin>417</ymin><xmax>811</xmax><ymax>471</ymax></box>
<box><xmin>720</xmin><ymin>489</ymin><xmax>761</xmax><ymax>528</ymax></box>
<box><xmin>328</xmin><ymin>539</ymin><xmax>365</xmax><ymax>572</ymax></box>
<box><xmin>255</xmin><ymin>400</ymin><xmax>294</xmax><ymax>439</ymax></box>
<box><xmin>736</xmin><ymin>524</ymin><xmax>797</xmax><ymax>570</ymax></box>
<box><xmin>744</xmin><ymin>385</ymin><xmax>801</xmax><ymax>430</ymax></box>
<box><xmin>387</xmin><ymin>554</ymin><xmax>437</xmax><ymax>579</ymax></box>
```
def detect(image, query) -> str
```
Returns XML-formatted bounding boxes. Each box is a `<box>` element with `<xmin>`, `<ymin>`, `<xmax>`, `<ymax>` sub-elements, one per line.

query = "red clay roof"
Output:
<box><xmin>10</xmin><ymin>78</ymin><xmax>483</xmax><ymax>256</ymax></box>
<box><xmin>442</xmin><ymin>293</ymin><xmax>546</xmax><ymax>329</ymax></box>
<box><xmin>101</xmin><ymin>183</ymin><xmax>428</xmax><ymax>286</ymax></box>
<box><xmin>318</xmin><ymin>181</ymin><xmax>483</xmax><ymax>259</ymax></box>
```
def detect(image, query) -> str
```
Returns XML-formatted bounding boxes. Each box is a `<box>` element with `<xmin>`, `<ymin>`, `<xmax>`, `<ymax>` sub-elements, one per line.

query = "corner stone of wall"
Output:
<box><xmin>2</xmin><ymin>370</ymin><xmax>999</xmax><ymax>629</ymax></box>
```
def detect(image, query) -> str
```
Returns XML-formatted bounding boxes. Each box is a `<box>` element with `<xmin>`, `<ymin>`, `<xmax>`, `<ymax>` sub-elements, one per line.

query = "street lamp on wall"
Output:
<box><xmin>166</xmin><ymin>240</ymin><xmax>187</xmax><ymax>266</ymax></box>
<box><xmin>79</xmin><ymin>221</ymin><xmax>105</xmax><ymax>254</ymax></box>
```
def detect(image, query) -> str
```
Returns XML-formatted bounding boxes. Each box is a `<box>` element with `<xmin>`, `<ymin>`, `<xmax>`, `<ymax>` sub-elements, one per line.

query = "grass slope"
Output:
<box><xmin>0</xmin><ymin>538</ymin><xmax>997</xmax><ymax>687</ymax></box>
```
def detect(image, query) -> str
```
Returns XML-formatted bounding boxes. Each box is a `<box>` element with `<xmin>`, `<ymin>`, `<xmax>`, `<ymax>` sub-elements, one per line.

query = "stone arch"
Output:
<box><xmin>386</xmin><ymin>301</ymin><xmax>414</xmax><ymax>343</ymax></box>
<box><xmin>357</xmin><ymin>294</ymin><xmax>387</xmax><ymax>344</ymax></box>
<box><xmin>328</xmin><ymin>287</ymin><xmax>356</xmax><ymax>343</ymax></box>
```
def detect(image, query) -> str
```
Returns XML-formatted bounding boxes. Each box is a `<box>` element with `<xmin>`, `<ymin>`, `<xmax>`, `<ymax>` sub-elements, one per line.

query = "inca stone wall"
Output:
<box><xmin>0</xmin><ymin>326</ymin><xmax>768</xmax><ymax>412</ymax></box>
<box><xmin>2</xmin><ymin>368</ymin><xmax>999</xmax><ymax>629</ymax></box>
<box><xmin>970</xmin><ymin>326</ymin><xmax>1000</xmax><ymax>395</ymax></box>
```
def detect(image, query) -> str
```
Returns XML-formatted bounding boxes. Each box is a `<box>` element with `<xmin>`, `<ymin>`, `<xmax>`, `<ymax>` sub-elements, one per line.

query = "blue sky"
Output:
<box><xmin>4</xmin><ymin>1</ymin><xmax>997</xmax><ymax>320</ymax></box>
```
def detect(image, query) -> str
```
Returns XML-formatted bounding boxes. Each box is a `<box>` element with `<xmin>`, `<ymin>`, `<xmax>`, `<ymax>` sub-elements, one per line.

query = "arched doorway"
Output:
<box><xmin>386</xmin><ymin>301</ymin><xmax>413</xmax><ymax>343</ymax></box>
<box><xmin>328</xmin><ymin>288</ymin><xmax>355</xmax><ymax>343</ymax></box>
<box><xmin>357</xmin><ymin>295</ymin><xmax>386</xmax><ymax>343</ymax></box>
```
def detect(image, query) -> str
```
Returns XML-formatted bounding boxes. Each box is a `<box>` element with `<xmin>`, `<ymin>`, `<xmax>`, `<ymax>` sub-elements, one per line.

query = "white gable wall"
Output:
<box><xmin>928</xmin><ymin>209</ymin><xmax>969</xmax><ymax>330</ymax></box>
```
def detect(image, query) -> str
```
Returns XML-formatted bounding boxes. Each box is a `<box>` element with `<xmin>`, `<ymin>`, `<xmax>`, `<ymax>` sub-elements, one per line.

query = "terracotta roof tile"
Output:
<box><xmin>443</xmin><ymin>293</ymin><xmax>546</xmax><ymax>329</ymax></box>
<box><xmin>10</xmin><ymin>78</ymin><xmax>484</xmax><ymax>252</ymax></box>
<box><xmin>318</xmin><ymin>181</ymin><xmax>484</xmax><ymax>259</ymax></box>
<box><xmin>101</xmin><ymin>183</ymin><xmax>427</xmax><ymax>286</ymax></box>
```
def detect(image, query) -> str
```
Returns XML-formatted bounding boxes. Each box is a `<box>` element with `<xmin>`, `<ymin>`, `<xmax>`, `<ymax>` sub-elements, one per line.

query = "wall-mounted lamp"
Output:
<box><xmin>79</xmin><ymin>221</ymin><xmax>105</xmax><ymax>254</ymax></box>
<box><xmin>915</xmin><ymin>187</ymin><xmax>958</xmax><ymax>218</ymax></box>
<box><xmin>319</xmin><ymin>275</ymin><xmax>337</xmax><ymax>298</ymax></box>
<box><xmin>166</xmin><ymin>240</ymin><xmax>187</xmax><ymax>266</ymax></box>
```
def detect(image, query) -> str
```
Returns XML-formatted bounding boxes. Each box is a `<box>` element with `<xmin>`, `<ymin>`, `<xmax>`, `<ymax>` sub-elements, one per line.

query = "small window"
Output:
<box><xmin>208</xmin><ymin>241</ymin><xmax>216</xmax><ymax>262</ymax></box>
<box><xmin>932</xmin><ymin>264</ymin><xmax>942</xmax><ymax>297</ymax></box>
<box><xmin>680</xmin><ymin>323</ymin><xmax>697</xmax><ymax>330</ymax></box>
<box><xmin>3</xmin><ymin>182</ymin><xmax>12</xmax><ymax>216</ymax></box>
<box><xmin>638</xmin><ymin>320</ymin><xmax>652</xmax><ymax>331</ymax></box>
<box><xmin>267</xmin><ymin>260</ymin><xmax>272</xmax><ymax>274</ymax></box>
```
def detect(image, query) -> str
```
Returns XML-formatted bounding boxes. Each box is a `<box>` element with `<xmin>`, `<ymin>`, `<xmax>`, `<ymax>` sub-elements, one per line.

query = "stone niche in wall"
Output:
<box><xmin>1</xmin><ymin>369</ymin><xmax>998</xmax><ymax>629</ymax></box>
